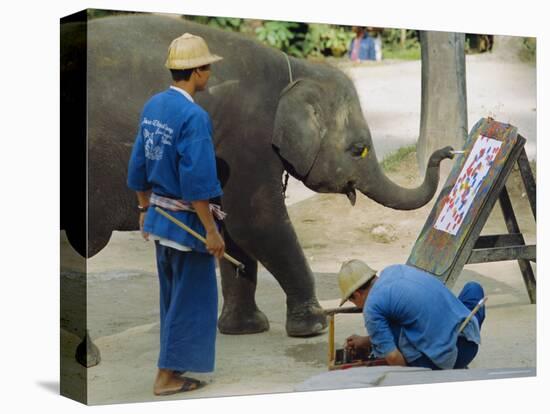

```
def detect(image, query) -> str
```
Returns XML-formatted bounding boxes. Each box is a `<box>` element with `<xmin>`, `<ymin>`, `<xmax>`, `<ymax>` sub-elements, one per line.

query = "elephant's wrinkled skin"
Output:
<box><xmin>61</xmin><ymin>15</ymin><xmax>453</xmax><ymax>337</ymax></box>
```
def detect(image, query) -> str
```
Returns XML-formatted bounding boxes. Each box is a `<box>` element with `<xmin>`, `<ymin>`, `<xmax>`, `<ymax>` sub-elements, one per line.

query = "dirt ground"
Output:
<box><xmin>60</xmin><ymin>53</ymin><xmax>537</xmax><ymax>405</ymax></box>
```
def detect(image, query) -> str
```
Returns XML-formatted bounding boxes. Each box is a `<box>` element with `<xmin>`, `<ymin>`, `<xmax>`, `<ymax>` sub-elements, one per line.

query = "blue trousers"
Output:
<box><xmin>155</xmin><ymin>242</ymin><xmax>218</xmax><ymax>372</ymax></box>
<box><xmin>408</xmin><ymin>281</ymin><xmax>485</xmax><ymax>370</ymax></box>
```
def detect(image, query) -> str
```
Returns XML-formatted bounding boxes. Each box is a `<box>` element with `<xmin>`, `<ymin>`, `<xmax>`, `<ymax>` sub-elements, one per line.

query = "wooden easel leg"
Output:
<box><xmin>516</xmin><ymin>145</ymin><xmax>536</xmax><ymax>221</ymax></box>
<box><xmin>498</xmin><ymin>187</ymin><xmax>537</xmax><ymax>304</ymax></box>
<box><xmin>518</xmin><ymin>259</ymin><xmax>537</xmax><ymax>304</ymax></box>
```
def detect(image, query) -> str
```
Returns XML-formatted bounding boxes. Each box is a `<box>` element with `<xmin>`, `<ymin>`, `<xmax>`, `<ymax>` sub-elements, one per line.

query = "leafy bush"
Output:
<box><xmin>381</xmin><ymin>29</ymin><xmax>420</xmax><ymax>60</ymax></box>
<box><xmin>87</xmin><ymin>10</ymin><xmax>141</xmax><ymax>19</ymax></box>
<box><xmin>382</xmin><ymin>29</ymin><xmax>418</xmax><ymax>49</ymax></box>
<box><xmin>302</xmin><ymin>24</ymin><xmax>355</xmax><ymax>58</ymax></box>
<box><xmin>184</xmin><ymin>15</ymin><xmax>243</xmax><ymax>31</ymax></box>
<box><xmin>519</xmin><ymin>37</ymin><xmax>536</xmax><ymax>63</ymax></box>
<box><xmin>255</xmin><ymin>21</ymin><xmax>300</xmax><ymax>52</ymax></box>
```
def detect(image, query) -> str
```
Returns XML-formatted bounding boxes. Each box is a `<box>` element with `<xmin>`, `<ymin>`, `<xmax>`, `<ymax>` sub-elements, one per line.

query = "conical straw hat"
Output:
<box><xmin>165</xmin><ymin>33</ymin><xmax>223</xmax><ymax>70</ymax></box>
<box><xmin>337</xmin><ymin>260</ymin><xmax>377</xmax><ymax>306</ymax></box>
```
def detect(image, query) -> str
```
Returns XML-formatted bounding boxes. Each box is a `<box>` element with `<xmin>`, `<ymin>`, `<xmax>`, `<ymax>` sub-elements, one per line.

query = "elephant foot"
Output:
<box><xmin>218</xmin><ymin>307</ymin><xmax>269</xmax><ymax>335</ymax></box>
<box><xmin>286</xmin><ymin>300</ymin><xmax>327</xmax><ymax>337</ymax></box>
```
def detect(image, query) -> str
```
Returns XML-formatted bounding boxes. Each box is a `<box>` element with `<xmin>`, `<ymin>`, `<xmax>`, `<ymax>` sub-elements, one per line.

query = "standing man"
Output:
<box><xmin>348</xmin><ymin>26</ymin><xmax>376</xmax><ymax>61</ymax></box>
<box><xmin>127</xmin><ymin>33</ymin><xmax>225</xmax><ymax>396</ymax></box>
<box><xmin>338</xmin><ymin>260</ymin><xmax>486</xmax><ymax>369</ymax></box>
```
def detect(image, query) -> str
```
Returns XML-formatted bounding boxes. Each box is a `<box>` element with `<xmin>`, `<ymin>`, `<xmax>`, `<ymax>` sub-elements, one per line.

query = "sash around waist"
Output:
<box><xmin>149</xmin><ymin>193</ymin><xmax>226</xmax><ymax>220</ymax></box>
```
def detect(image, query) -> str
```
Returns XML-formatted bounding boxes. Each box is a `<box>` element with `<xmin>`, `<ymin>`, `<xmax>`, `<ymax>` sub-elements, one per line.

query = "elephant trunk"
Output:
<box><xmin>357</xmin><ymin>146</ymin><xmax>454</xmax><ymax>210</ymax></box>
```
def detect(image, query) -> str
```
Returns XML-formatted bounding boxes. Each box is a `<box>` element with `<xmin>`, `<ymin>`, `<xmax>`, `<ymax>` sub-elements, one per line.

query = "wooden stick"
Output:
<box><xmin>458</xmin><ymin>296</ymin><xmax>488</xmax><ymax>333</ymax></box>
<box><xmin>154</xmin><ymin>207</ymin><xmax>245</xmax><ymax>271</ymax></box>
<box><xmin>328</xmin><ymin>314</ymin><xmax>335</xmax><ymax>367</ymax></box>
<box><xmin>324</xmin><ymin>306</ymin><xmax>362</xmax><ymax>316</ymax></box>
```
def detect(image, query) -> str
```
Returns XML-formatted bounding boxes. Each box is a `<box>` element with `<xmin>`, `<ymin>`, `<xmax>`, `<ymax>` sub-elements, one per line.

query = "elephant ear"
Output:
<box><xmin>272</xmin><ymin>79</ymin><xmax>327</xmax><ymax>178</ymax></box>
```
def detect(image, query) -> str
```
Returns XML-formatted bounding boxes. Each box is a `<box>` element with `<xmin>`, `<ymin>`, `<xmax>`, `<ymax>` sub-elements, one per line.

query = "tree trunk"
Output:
<box><xmin>417</xmin><ymin>31</ymin><xmax>468</xmax><ymax>174</ymax></box>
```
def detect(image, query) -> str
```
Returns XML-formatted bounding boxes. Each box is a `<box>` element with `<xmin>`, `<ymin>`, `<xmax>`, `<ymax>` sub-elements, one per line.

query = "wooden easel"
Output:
<box><xmin>407</xmin><ymin>119</ymin><xmax>536</xmax><ymax>303</ymax></box>
<box><xmin>453</xmin><ymin>140</ymin><xmax>536</xmax><ymax>303</ymax></box>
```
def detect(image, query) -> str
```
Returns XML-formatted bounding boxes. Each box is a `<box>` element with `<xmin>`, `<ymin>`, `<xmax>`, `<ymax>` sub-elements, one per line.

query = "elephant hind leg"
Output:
<box><xmin>218</xmin><ymin>233</ymin><xmax>269</xmax><ymax>335</ymax></box>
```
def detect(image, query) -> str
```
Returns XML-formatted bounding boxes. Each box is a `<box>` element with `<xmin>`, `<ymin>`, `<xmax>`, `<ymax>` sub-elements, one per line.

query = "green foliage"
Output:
<box><xmin>382</xmin><ymin>29</ymin><xmax>418</xmax><ymax>49</ymax></box>
<box><xmin>302</xmin><ymin>24</ymin><xmax>355</xmax><ymax>58</ymax></box>
<box><xmin>465</xmin><ymin>34</ymin><xmax>493</xmax><ymax>54</ymax></box>
<box><xmin>255</xmin><ymin>21</ymin><xmax>300</xmax><ymax>52</ymax></box>
<box><xmin>87</xmin><ymin>10</ymin><xmax>139</xmax><ymax>19</ymax></box>
<box><xmin>181</xmin><ymin>16</ymin><xmax>424</xmax><ymax>61</ymax></box>
<box><xmin>182</xmin><ymin>15</ymin><xmax>354</xmax><ymax>58</ymax></box>
<box><xmin>381</xmin><ymin>144</ymin><xmax>417</xmax><ymax>172</ymax></box>
<box><xmin>519</xmin><ymin>37</ymin><xmax>536</xmax><ymax>63</ymax></box>
<box><xmin>383</xmin><ymin>43</ymin><xmax>421</xmax><ymax>60</ymax></box>
<box><xmin>381</xmin><ymin>29</ymin><xmax>420</xmax><ymax>60</ymax></box>
<box><xmin>185</xmin><ymin>15</ymin><xmax>243</xmax><ymax>31</ymax></box>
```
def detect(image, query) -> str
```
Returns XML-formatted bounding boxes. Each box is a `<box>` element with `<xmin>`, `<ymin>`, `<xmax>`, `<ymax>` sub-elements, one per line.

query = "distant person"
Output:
<box><xmin>348</xmin><ymin>26</ymin><xmax>376</xmax><ymax>61</ymax></box>
<box><xmin>127</xmin><ymin>33</ymin><xmax>225</xmax><ymax>396</ymax></box>
<box><xmin>366</xmin><ymin>27</ymin><xmax>383</xmax><ymax>61</ymax></box>
<box><xmin>338</xmin><ymin>260</ymin><xmax>486</xmax><ymax>369</ymax></box>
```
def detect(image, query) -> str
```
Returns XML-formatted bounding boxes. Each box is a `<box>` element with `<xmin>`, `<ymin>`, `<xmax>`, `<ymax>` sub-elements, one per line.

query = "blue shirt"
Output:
<box><xmin>127</xmin><ymin>87</ymin><xmax>223</xmax><ymax>252</ymax></box>
<box><xmin>364</xmin><ymin>264</ymin><xmax>480</xmax><ymax>369</ymax></box>
<box><xmin>348</xmin><ymin>34</ymin><xmax>376</xmax><ymax>61</ymax></box>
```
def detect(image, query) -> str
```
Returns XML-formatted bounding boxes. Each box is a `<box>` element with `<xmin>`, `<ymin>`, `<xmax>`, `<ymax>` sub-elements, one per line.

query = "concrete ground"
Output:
<box><xmin>60</xmin><ymin>51</ymin><xmax>536</xmax><ymax>405</ymax></box>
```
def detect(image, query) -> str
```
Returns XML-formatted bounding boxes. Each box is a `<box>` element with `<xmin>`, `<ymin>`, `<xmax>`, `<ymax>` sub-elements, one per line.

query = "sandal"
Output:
<box><xmin>154</xmin><ymin>377</ymin><xmax>204</xmax><ymax>396</ymax></box>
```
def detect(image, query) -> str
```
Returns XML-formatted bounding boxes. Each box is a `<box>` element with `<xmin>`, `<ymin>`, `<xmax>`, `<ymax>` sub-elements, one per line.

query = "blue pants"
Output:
<box><xmin>155</xmin><ymin>242</ymin><xmax>218</xmax><ymax>372</ymax></box>
<box><xmin>408</xmin><ymin>281</ymin><xmax>485</xmax><ymax>370</ymax></box>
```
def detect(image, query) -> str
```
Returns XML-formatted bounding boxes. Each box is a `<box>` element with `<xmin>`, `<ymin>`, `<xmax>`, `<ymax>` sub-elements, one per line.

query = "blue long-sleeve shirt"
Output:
<box><xmin>127</xmin><ymin>87</ymin><xmax>223</xmax><ymax>252</ymax></box>
<box><xmin>348</xmin><ymin>34</ymin><xmax>376</xmax><ymax>61</ymax></box>
<box><xmin>364</xmin><ymin>264</ymin><xmax>480</xmax><ymax>369</ymax></box>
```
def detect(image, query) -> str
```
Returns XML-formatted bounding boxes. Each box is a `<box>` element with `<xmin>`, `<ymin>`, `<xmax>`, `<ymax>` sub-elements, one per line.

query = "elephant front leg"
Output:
<box><xmin>259</xmin><ymin>234</ymin><xmax>328</xmax><ymax>337</ymax></box>
<box><xmin>217</xmin><ymin>233</ymin><xmax>269</xmax><ymax>334</ymax></box>
<box><xmin>225</xmin><ymin>209</ymin><xmax>327</xmax><ymax>337</ymax></box>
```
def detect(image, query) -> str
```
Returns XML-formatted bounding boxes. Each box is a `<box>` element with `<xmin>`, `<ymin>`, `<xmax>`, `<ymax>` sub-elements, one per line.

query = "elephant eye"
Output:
<box><xmin>349</xmin><ymin>144</ymin><xmax>369</xmax><ymax>159</ymax></box>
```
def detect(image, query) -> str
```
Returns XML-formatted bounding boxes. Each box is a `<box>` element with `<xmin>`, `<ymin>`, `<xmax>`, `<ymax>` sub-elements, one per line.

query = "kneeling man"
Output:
<box><xmin>339</xmin><ymin>260</ymin><xmax>485</xmax><ymax>369</ymax></box>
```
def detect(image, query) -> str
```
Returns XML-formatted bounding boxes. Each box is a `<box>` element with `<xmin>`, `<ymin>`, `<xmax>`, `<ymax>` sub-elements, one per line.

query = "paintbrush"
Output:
<box><xmin>458</xmin><ymin>296</ymin><xmax>488</xmax><ymax>333</ymax></box>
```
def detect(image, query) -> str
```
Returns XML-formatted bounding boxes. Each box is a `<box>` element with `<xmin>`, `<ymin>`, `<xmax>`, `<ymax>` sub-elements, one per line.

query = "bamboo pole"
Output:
<box><xmin>154</xmin><ymin>207</ymin><xmax>245</xmax><ymax>271</ymax></box>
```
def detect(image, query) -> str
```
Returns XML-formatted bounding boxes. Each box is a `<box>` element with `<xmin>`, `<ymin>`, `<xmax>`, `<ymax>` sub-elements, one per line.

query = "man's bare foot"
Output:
<box><xmin>153</xmin><ymin>369</ymin><xmax>203</xmax><ymax>396</ymax></box>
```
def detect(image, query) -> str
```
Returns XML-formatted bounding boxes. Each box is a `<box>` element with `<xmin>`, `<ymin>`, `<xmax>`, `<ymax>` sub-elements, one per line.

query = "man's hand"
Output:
<box><xmin>139</xmin><ymin>212</ymin><xmax>149</xmax><ymax>241</ymax></box>
<box><xmin>136</xmin><ymin>190</ymin><xmax>151</xmax><ymax>241</ymax></box>
<box><xmin>192</xmin><ymin>200</ymin><xmax>225</xmax><ymax>259</ymax></box>
<box><xmin>206</xmin><ymin>228</ymin><xmax>225</xmax><ymax>259</ymax></box>
<box><xmin>345</xmin><ymin>335</ymin><xmax>372</xmax><ymax>353</ymax></box>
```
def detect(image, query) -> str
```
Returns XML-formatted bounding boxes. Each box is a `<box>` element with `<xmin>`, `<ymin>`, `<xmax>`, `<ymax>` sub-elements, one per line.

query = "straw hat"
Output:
<box><xmin>337</xmin><ymin>260</ymin><xmax>377</xmax><ymax>306</ymax></box>
<box><xmin>165</xmin><ymin>33</ymin><xmax>223</xmax><ymax>70</ymax></box>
